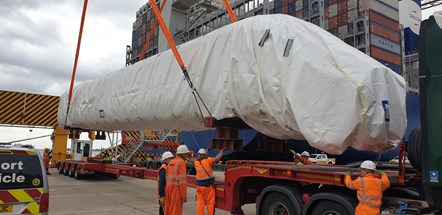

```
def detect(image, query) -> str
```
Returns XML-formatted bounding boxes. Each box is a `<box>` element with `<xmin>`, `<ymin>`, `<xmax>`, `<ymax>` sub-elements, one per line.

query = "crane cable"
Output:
<box><xmin>149</xmin><ymin>0</ymin><xmax>212</xmax><ymax>120</ymax></box>
<box><xmin>64</xmin><ymin>0</ymin><xmax>89</xmax><ymax>127</ymax></box>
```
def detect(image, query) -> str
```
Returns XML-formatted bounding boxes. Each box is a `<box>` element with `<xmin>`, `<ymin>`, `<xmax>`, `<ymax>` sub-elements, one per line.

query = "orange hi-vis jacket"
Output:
<box><xmin>195</xmin><ymin>157</ymin><xmax>215</xmax><ymax>215</ymax></box>
<box><xmin>195</xmin><ymin>157</ymin><xmax>214</xmax><ymax>185</ymax></box>
<box><xmin>43</xmin><ymin>151</ymin><xmax>50</xmax><ymax>167</ymax></box>
<box><xmin>157</xmin><ymin>163</ymin><xmax>167</xmax><ymax>199</ymax></box>
<box><xmin>165</xmin><ymin>156</ymin><xmax>187</xmax><ymax>215</ymax></box>
<box><xmin>345</xmin><ymin>172</ymin><xmax>390</xmax><ymax>215</ymax></box>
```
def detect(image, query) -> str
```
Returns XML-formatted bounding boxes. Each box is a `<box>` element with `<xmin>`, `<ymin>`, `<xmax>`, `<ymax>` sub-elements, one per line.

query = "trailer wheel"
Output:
<box><xmin>261</xmin><ymin>192</ymin><xmax>298</xmax><ymax>215</ymax></box>
<box><xmin>58</xmin><ymin>163</ymin><xmax>64</xmax><ymax>174</ymax></box>
<box><xmin>311</xmin><ymin>200</ymin><xmax>350</xmax><ymax>215</ymax></box>
<box><xmin>63</xmin><ymin>164</ymin><xmax>70</xmax><ymax>176</ymax></box>
<box><xmin>69</xmin><ymin>165</ymin><xmax>75</xmax><ymax>178</ymax></box>
<box><xmin>407</xmin><ymin>127</ymin><xmax>422</xmax><ymax>171</ymax></box>
<box><xmin>107</xmin><ymin>173</ymin><xmax>119</xmax><ymax>179</ymax></box>
<box><xmin>74</xmin><ymin>166</ymin><xmax>83</xmax><ymax>180</ymax></box>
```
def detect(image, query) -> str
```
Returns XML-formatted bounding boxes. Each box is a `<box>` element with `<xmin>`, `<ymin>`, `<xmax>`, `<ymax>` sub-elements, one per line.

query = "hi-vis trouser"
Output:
<box><xmin>165</xmin><ymin>157</ymin><xmax>187</xmax><ymax>215</ymax></box>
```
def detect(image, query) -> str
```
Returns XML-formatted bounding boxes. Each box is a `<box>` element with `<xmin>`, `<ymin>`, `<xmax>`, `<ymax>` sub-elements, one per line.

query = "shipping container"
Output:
<box><xmin>339</xmin><ymin>13</ymin><xmax>348</xmax><ymax>25</ymax></box>
<box><xmin>303</xmin><ymin>8</ymin><xmax>309</xmax><ymax>18</ymax></box>
<box><xmin>370</xmin><ymin>0</ymin><xmax>399</xmax><ymax>21</ymax></box>
<box><xmin>370</xmin><ymin>34</ymin><xmax>401</xmax><ymax>55</ymax></box>
<box><xmin>369</xmin><ymin>11</ymin><xmax>399</xmax><ymax>32</ymax></box>
<box><xmin>329</xmin><ymin>27</ymin><xmax>338</xmax><ymax>37</ymax></box>
<box><xmin>329</xmin><ymin>16</ymin><xmax>338</xmax><ymax>29</ymax></box>
<box><xmin>380</xmin><ymin>0</ymin><xmax>399</xmax><ymax>10</ymax></box>
<box><xmin>295</xmin><ymin>9</ymin><xmax>303</xmax><ymax>18</ymax></box>
<box><xmin>282</xmin><ymin>5</ymin><xmax>288</xmax><ymax>14</ymax></box>
<box><xmin>324</xmin><ymin>7</ymin><xmax>329</xmax><ymax>19</ymax></box>
<box><xmin>295</xmin><ymin>0</ymin><xmax>303</xmax><ymax>10</ymax></box>
<box><xmin>288</xmin><ymin>2</ymin><xmax>296</xmax><ymax>15</ymax></box>
<box><xmin>329</xmin><ymin>4</ymin><xmax>337</xmax><ymax>17</ymax></box>
<box><xmin>344</xmin><ymin>36</ymin><xmax>355</xmax><ymax>46</ymax></box>
<box><xmin>370</xmin><ymin>23</ymin><xmax>401</xmax><ymax>43</ymax></box>
<box><xmin>338</xmin><ymin>25</ymin><xmax>348</xmax><ymax>38</ymax></box>
<box><xmin>348</xmin><ymin>0</ymin><xmax>357</xmax><ymax>10</ymax></box>
<box><xmin>358</xmin><ymin>0</ymin><xmax>368</xmax><ymax>12</ymax></box>
<box><xmin>370</xmin><ymin>46</ymin><xmax>401</xmax><ymax>66</ymax></box>
<box><xmin>347</xmin><ymin>22</ymin><xmax>354</xmax><ymax>35</ymax></box>
<box><xmin>347</xmin><ymin>9</ymin><xmax>358</xmax><ymax>22</ymax></box>
<box><xmin>337</xmin><ymin>1</ymin><xmax>348</xmax><ymax>13</ymax></box>
<box><xmin>312</xmin><ymin>16</ymin><xmax>320</xmax><ymax>26</ymax></box>
<box><xmin>323</xmin><ymin>18</ymin><xmax>329</xmax><ymax>29</ymax></box>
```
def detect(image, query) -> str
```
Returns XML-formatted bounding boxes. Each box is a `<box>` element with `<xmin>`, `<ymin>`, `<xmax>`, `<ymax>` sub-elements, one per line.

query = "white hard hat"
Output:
<box><xmin>176</xmin><ymin>145</ymin><xmax>190</xmax><ymax>154</ymax></box>
<box><xmin>360</xmin><ymin>160</ymin><xmax>376</xmax><ymax>171</ymax></box>
<box><xmin>161</xmin><ymin>151</ymin><xmax>174</xmax><ymax>161</ymax></box>
<box><xmin>301</xmin><ymin>151</ymin><xmax>310</xmax><ymax>157</ymax></box>
<box><xmin>198</xmin><ymin>148</ymin><xmax>207</xmax><ymax>155</ymax></box>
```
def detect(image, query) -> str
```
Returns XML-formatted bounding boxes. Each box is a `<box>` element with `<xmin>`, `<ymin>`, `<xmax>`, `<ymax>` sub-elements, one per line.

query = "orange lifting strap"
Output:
<box><xmin>68</xmin><ymin>0</ymin><xmax>88</xmax><ymax>103</ymax></box>
<box><xmin>222</xmin><ymin>0</ymin><xmax>238</xmax><ymax>22</ymax></box>
<box><xmin>149</xmin><ymin>0</ymin><xmax>185</xmax><ymax>69</ymax></box>
<box><xmin>139</xmin><ymin>0</ymin><xmax>168</xmax><ymax>61</ymax></box>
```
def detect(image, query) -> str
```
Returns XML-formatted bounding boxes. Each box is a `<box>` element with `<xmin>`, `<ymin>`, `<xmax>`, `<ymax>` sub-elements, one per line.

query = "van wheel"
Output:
<box><xmin>64</xmin><ymin>164</ymin><xmax>70</xmax><ymax>176</ymax></box>
<box><xmin>311</xmin><ymin>200</ymin><xmax>351</xmax><ymax>215</ymax></box>
<box><xmin>261</xmin><ymin>192</ymin><xmax>298</xmax><ymax>215</ymax></box>
<box><xmin>74</xmin><ymin>166</ymin><xmax>83</xmax><ymax>180</ymax></box>
<box><xmin>58</xmin><ymin>163</ymin><xmax>64</xmax><ymax>174</ymax></box>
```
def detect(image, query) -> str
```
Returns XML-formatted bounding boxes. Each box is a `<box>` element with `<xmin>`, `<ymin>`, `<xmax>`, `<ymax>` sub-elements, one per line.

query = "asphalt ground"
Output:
<box><xmin>47</xmin><ymin>168</ymin><xmax>255</xmax><ymax>215</ymax></box>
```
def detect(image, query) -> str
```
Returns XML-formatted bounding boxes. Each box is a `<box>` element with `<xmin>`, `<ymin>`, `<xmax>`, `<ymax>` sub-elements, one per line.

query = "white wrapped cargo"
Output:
<box><xmin>58</xmin><ymin>14</ymin><xmax>406</xmax><ymax>154</ymax></box>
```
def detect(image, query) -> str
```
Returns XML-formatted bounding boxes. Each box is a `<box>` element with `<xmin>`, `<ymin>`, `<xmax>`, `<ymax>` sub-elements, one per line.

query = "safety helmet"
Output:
<box><xmin>176</xmin><ymin>145</ymin><xmax>190</xmax><ymax>154</ymax></box>
<box><xmin>161</xmin><ymin>151</ymin><xmax>174</xmax><ymax>161</ymax></box>
<box><xmin>301</xmin><ymin>151</ymin><xmax>310</xmax><ymax>157</ymax></box>
<box><xmin>360</xmin><ymin>160</ymin><xmax>376</xmax><ymax>171</ymax></box>
<box><xmin>44</xmin><ymin>147</ymin><xmax>49</xmax><ymax>151</ymax></box>
<box><xmin>198</xmin><ymin>148</ymin><xmax>207</xmax><ymax>155</ymax></box>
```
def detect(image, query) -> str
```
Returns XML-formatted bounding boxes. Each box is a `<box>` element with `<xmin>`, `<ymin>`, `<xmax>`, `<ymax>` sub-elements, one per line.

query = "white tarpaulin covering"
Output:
<box><xmin>59</xmin><ymin>14</ymin><xmax>406</xmax><ymax>154</ymax></box>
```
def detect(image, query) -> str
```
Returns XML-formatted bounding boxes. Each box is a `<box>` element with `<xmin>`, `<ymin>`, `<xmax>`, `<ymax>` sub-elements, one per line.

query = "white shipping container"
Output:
<box><xmin>348</xmin><ymin>9</ymin><xmax>358</xmax><ymax>22</ymax></box>
<box><xmin>348</xmin><ymin>0</ymin><xmax>358</xmax><ymax>10</ymax></box>
<box><xmin>338</xmin><ymin>25</ymin><xmax>348</xmax><ymax>38</ymax></box>
<box><xmin>296</xmin><ymin>0</ymin><xmax>303</xmax><ymax>10</ymax></box>
<box><xmin>359</xmin><ymin>0</ymin><xmax>369</xmax><ymax>12</ymax></box>
<box><xmin>379</xmin><ymin>0</ymin><xmax>399</xmax><ymax>10</ymax></box>
<box><xmin>370</xmin><ymin>1</ymin><xmax>399</xmax><ymax>21</ymax></box>
<box><xmin>329</xmin><ymin>4</ymin><xmax>337</xmax><ymax>17</ymax></box>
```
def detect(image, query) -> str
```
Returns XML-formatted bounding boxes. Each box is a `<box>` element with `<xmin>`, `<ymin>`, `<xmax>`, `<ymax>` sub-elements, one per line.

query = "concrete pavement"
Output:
<box><xmin>48</xmin><ymin>168</ymin><xmax>255</xmax><ymax>215</ymax></box>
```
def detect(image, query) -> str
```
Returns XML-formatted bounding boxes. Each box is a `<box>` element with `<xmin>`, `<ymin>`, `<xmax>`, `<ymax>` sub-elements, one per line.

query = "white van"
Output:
<box><xmin>0</xmin><ymin>147</ymin><xmax>49</xmax><ymax>214</ymax></box>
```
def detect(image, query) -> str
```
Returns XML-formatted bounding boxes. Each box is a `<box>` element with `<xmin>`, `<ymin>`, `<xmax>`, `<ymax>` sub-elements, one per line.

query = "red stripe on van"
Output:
<box><xmin>0</xmin><ymin>191</ymin><xmax>19</xmax><ymax>203</ymax></box>
<box><xmin>24</xmin><ymin>189</ymin><xmax>43</xmax><ymax>199</ymax></box>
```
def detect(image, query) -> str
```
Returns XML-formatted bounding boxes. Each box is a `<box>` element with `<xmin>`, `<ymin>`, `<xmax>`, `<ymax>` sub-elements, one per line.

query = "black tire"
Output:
<box><xmin>260</xmin><ymin>192</ymin><xmax>298</xmax><ymax>215</ymax></box>
<box><xmin>107</xmin><ymin>173</ymin><xmax>119</xmax><ymax>179</ymax></box>
<box><xmin>74</xmin><ymin>165</ymin><xmax>83</xmax><ymax>180</ymax></box>
<box><xmin>63</xmin><ymin>164</ymin><xmax>70</xmax><ymax>176</ymax></box>
<box><xmin>58</xmin><ymin>163</ymin><xmax>64</xmax><ymax>174</ymax></box>
<box><xmin>69</xmin><ymin>165</ymin><xmax>75</xmax><ymax>178</ymax></box>
<box><xmin>328</xmin><ymin>161</ymin><xmax>333</xmax><ymax>165</ymax></box>
<box><xmin>407</xmin><ymin>127</ymin><xmax>422</xmax><ymax>171</ymax></box>
<box><xmin>311</xmin><ymin>200</ymin><xmax>351</xmax><ymax>215</ymax></box>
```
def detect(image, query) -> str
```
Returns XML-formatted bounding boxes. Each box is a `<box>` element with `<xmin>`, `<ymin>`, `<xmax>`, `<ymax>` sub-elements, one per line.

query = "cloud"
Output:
<box><xmin>0</xmin><ymin>0</ymin><xmax>145</xmax><ymax>96</ymax></box>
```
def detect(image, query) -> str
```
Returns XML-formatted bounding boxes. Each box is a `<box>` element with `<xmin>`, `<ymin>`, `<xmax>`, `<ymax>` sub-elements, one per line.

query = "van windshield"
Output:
<box><xmin>0</xmin><ymin>154</ymin><xmax>44</xmax><ymax>189</ymax></box>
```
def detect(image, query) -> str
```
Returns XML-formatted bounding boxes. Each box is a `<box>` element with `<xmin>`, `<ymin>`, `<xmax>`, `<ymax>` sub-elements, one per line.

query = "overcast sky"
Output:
<box><xmin>0</xmin><ymin>0</ymin><xmax>145</xmax><ymax>149</ymax></box>
<box><xmin>0</xmin><ymin>1</ymin><xmax>441</xmax><ymax>149</ymax></box>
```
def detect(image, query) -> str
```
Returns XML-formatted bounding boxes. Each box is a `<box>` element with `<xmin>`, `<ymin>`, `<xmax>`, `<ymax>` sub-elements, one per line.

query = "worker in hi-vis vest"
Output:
<box><xmin>165</xmin><ymin>145</ymin><xmax>190</xmax><ymax>215</ymax></box>
<box><xmin>158</xmin><ymin>151</ymin><xmax>174</xmax><ymax>215</ymax></box>
<box><xmin>194</xmin><ymin>147</ymin><xmax>225</xmax><ymax>215</ymax></box>
<box><xmin>345</xmin><ymin>160</ymin><xmax>390</xmax><ymax>215</ymax></box>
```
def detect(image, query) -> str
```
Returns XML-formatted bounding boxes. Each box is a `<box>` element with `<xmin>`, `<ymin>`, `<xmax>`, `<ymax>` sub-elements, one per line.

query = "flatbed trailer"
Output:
<box><xmin>57</xmin><ymin>158</ymin><xmax>431</xmax><ymax>215</ymax></box>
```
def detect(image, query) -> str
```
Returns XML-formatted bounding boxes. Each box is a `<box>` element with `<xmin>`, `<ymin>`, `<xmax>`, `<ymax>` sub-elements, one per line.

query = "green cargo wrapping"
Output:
<box><xmin>419</xmin><ymin>15</ymin><xmax>442</xmax><ymax>208</ymax></box>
